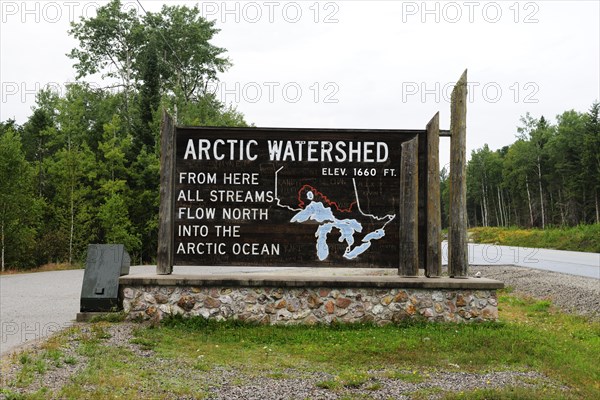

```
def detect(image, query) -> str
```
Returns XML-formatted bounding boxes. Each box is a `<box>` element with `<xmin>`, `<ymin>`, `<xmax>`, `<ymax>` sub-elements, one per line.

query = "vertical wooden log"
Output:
<box><xmin>449</xmin><ymin>70</ymin><xmax>468</xmax><ymax>278</ymax></box>
<box><xmin>399</xmin><ymin>137</ymin><xmax>419</xmax><ymax>277</ymax></box>
<box><xmin>157</xmin><ymin>111</ymin><xmax>175</xmax><ymax>275</ymax></box>
<box><xmin>426</xmin><ymin>112</ymin><xmax>442</xmax><ymax>277</ymax></box>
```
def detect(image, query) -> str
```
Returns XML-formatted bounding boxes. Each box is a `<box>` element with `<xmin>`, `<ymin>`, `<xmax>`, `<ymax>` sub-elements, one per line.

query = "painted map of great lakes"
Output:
<box><xmin>275</xmin><ymin>167</ymin><xmax>396</xmax><ymax>261</ymax></box>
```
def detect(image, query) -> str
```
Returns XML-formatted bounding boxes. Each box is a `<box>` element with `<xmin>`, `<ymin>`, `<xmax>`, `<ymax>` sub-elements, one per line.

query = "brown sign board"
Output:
<box><xmin>170</xmin><ymin>126</ymin><xmax>428</xmax><ymax>268</ymax></box>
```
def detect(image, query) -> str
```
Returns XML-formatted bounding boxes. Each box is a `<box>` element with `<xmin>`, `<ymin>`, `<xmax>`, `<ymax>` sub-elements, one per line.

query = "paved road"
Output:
<box><xmin>1</xmin><ymin>246</ymin><xmax>598</xmax><ymax>356</ymax></box>
<box><xmin>447</xmin><ymin>243</ymin><xmax>600</xmax><ymax>279</ymax></box>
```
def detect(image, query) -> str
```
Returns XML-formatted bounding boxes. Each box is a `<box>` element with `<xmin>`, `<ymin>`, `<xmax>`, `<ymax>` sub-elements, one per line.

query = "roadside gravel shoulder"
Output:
<box><xmin>471</xmin><ymin>265</ymin><xmax>600</xmax><ymax>320</ymax></box>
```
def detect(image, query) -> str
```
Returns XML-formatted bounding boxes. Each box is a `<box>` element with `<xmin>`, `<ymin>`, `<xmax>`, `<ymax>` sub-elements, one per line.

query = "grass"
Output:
<box><xmin>469</xmin><ymin>224</ymin><xmax>600</xmax><ymax>253</ymax></box>
<box><xmin>2</xmin><ymin>292</ymin><xmax>599</xmax><ymax>399</ymax></box>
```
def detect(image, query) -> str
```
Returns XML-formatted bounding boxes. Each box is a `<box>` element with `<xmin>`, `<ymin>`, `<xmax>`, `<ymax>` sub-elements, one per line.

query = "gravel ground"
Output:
<box><xmin>468</xmin><ymin>265</ymin><xmax>600</xmax><ymax>320</ymax></box>
<box><xmin>1</xmin><ymin>265</ymin><xmax>597</xmax><ymax>399</ymax></box>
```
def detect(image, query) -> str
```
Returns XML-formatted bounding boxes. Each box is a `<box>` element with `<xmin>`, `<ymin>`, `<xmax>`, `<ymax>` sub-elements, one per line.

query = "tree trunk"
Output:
<box><xmin>558</xmin><ymin>189</ymin><xmax>566</xmax><ymax>226</ymax></box>
<box><xmin>497</xmin><ymin>187</ymin><xmax>505</xmax><ymax>227</ymax></box>
<box><xmin>596</xmin><ymin>190</ymin><xmax>600</xmax><ymax>224</ymax></box>
<box><xmin>526</xmin><ymin>177</ymin><xmax>534</xmax><ymax>227</ymax></box>
<box><xmin>537</xmin><ymin>156</ymin><xmax>545</xmax><ymax>229</ymax></box>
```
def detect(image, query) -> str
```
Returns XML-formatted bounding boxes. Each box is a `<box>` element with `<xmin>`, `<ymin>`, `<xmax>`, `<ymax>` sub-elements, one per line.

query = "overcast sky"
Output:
<box><xmin>1</xmin><ymin>0</ymin><xmax>599</xmax><ymax>168</ymax></box>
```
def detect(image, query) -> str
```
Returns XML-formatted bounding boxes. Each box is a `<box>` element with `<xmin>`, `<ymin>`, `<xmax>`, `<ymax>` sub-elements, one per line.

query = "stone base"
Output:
<box><xmin>120</xmin><ymin>272</ymin><xmax>503</xmax><ymax>324</ymax></box>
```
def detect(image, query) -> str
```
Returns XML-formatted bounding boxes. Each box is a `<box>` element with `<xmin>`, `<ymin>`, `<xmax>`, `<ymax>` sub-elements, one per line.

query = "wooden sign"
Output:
<box><xmin>169</xmin><ymin>127</ymin><xmax>422</xmax><ymax>268</ymax></box>
<box><xmin>157</xmin><ymin>71</ymin><xmax>468</xmax><ymax>276</ymax></box>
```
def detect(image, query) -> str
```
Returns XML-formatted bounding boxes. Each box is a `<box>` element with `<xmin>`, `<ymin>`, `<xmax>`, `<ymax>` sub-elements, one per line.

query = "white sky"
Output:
<box><xmin>1</xmin><ymin>0</ymin><xmax>599</xmax><ymax>168</ymax></box>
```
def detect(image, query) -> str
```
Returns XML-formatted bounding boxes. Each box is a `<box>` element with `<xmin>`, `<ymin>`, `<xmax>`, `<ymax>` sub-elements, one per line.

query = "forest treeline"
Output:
<box><xmin>438</xmin><ymin>105</ymin><xmax>600</xmax><ymax>230</ymax></box>
<box><xmin>0</xmin><ymin>1</ymin><xmax>247</xmax><ymax>270</ymax></box>
<box><xmin>1</xmin><ymin>0</ymin><xmax>598</xmax><ymax>270</ymax></box>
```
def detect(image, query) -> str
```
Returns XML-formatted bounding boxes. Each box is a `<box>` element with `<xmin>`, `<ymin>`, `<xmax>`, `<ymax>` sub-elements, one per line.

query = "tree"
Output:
<box><xmin>0</xmin><ymin>128</ymin><xmax>39</xmax><ymax>270</ymax></box>
<box><xmin>582</xmin><ymin>102</ymin><xmax>600</xmax><ymax>223</ymax></box>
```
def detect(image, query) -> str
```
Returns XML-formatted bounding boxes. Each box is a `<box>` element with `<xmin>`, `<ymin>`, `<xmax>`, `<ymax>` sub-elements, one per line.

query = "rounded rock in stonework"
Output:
<box><xmin>458</xmin><ymin>309</ymin><xmax>472</xmax><ymax>319</ymax></box>
<box><xmin>257</xmin><ymin>294</ymin><xmax>268</xmax><ymax>304</ymax></box>
<box><xmin>432</xmin><ymin>291</ymin><xmax>444</xmax><ymax>302</ymax></box>
<box><xmin>488</xmin><ymin>297</ymin><xmax>498</xmax><ymax>306</ymax></box>
<box><xmin>336</xmin><ymin>297</ymin><xmax>352</xmax><ymax>309</ymax></box>
<box><xmin>275</xmin><ymin>299</ymin><xmax>287</xmax><ymax>309</ymax></box>
<box><xmin>446</xmin><ymin>300</ymin><xmax>456</xmax><ymax>313</ymax></box>
<box><xmin>220</xmin><ymin>288</ymin><xmax>233</xmax><ymax>295</ymax></box>
<box><xmin>324</xmin><ymin>300</ymin><xmax>335</xmax><ymax>314</ymax></box>
<box><xmin>122</xmin><ymin>300</ymin><xmax>131</xmax><ymax>313</ymax></box>
<box><xmin>143</xmin><ymin>293</ymin><xmax>156</xmax><ymax>304</ymax></box>
<box><xmin>277</xmin><ymin>309</ymin><xmax>292</xmax><ymax>321</ymax></box>
<box><xmin>191</xmin><ymin>287</ymin><xmax>201</xmax><ymax>293</ymax></box>
<box><xmin>456</xmin><ymin>294</ymin><xmax>467</xmax><ymax>307</ymax></box>
<box><xmin>330</xmin><ymin>290</ymin><xmax>340</xmax><ymax>299</ymax></box>
<box><xmin>209</xmin><ymin>288</ymin><xmax>220</xmax><ymax>298</ymax></box>
<box><xmin>405</xmin><ymin>304</ymin><xmax>417</xmax><ymax>316</ymax></box>
<box><xmin>272</xmin><ymin>288</ymin><xmax>284</xmax><ymax>299</ymax></box>
<box><xmin>286</xmin><ymin>299</ymin><xmax>300</xmax><ymax>313</ymax></box>
<box><xmin>304</xmin><ymin>315</ymin><xmax>319</xmax><ymax>325</ymax></box>
<box><xmin>380</xmin><ymin>296</ymin><xmax>393</xmax><ymax>306</ymax></box>
<box><xmin>204</xmin><ymin>297</ymin><xmax>221</xmax><ymax>309</ymax></box>
<box><xmin>294</xmin><ymin>309</ymin><xmax>311</xmax><ymax>320</ymax></box>
<box><xmin>420</xmin><ymin>308</ymin><xmax>434</xmax><ymax>318</ymax></box>
<box><xmin>158</xmin><ymin>304</ymin><xmax>172</xmax><ymax>314</ymax></box>
<box><xmin>417</xmin><ymin>297</ymin><xmax>432</xmax><ymax>308</ymax></box>
<box><xmin>372</xmin><ymin>304</ymin><xmax>384</xmax><ymax>315</ymax></box>
<box><xmin>195</xmin><ymin>293</ymin><xmax>207</xmax><ymax>303</ymax></box>
<box><xmin>220</xmin><ymin>295</ymin><xmax>233</xmax><ymax>305</ymax></box>
<box><xmin>154</xmin><ymin>293</ymin><xmax>169</xmax><ymax>304</ymax></box>
<box><xmin>394</xmin><ymin>291</ymin><xmax>409</xmax><ymax>303</ymax></box>
<box><xmin>123</xmin><ymin>288</ymin><xmax>135</xmax><ymax>299</ymax></box>
<box><xmin>446</xmin><ymin>291</ymin><xmax>456</xmax><ymax>300</ymax></box>
<box><xmin>307</xmin><ymin>293</ymin><xmax>323</xmax><ymax>309</ymax></box>
<box><xmin>470</xmin><ymin>308</ymin><xmax>480</xmax><ymax>318</ymax></box>
<box><xmin>244</xmin><ymin>294</ymin><xmax>258</xmax><ymax>304</ymax></box>
<box><xmin>335</xmin><ymin>308</ymin><xmax>349</xmax><ymax>317</ymax></box>
<box><xmin>434</xmin><ymin>303</ymin><xmax>444</xmax><ymax>314</ymax></box>
<box><xmin>177</xmin><ymin>295</ymin><xmax>196</xmax><ymax>312</ymax></box>
<box><xmin>265</xmin><ymin>303</ymin><xmax>276</xmax><ymax>314</ymax></box>
<box><xmin>131</xmin><ymin>300</ymin><xmax>147</xmax><ymax>312</ymax></box>
<box><xmin>146</xmin><ymin>306</ymin><xmax>158</xmax><ymax>317</ymax></box>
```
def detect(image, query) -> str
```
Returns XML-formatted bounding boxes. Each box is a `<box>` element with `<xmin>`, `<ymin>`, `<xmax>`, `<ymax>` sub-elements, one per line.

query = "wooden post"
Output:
<box><xmin>399</xmin><ymin>136</ymin><xmax>419</xmax><ymax>277</ymax></box>
<box><xmin>426</xmin><ymin>112</ymin><xmax>442</xmax><ymax>277</ymax></box>
<box><xmin>449</xmin><ymin>70</ymin><xmax>468</xmax><ymax>278</ymax></box>
<box><xmin>157</xmin><ymin>111</ymin><xmax>175</xmax><ymax>275</ymax></box>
